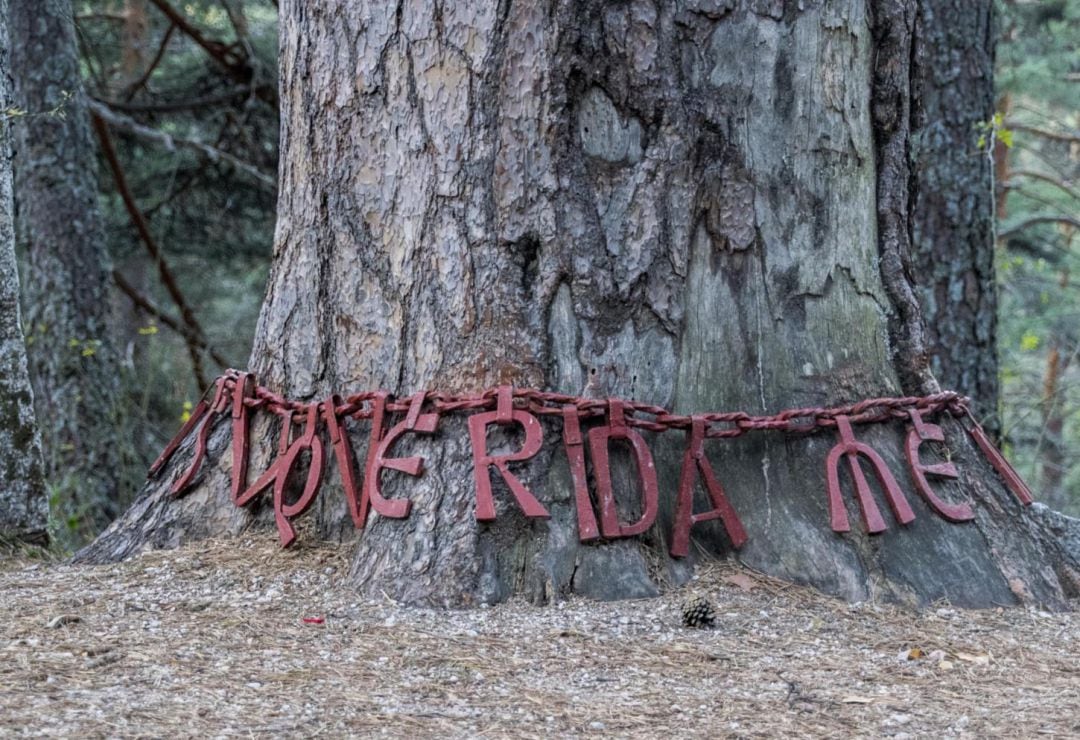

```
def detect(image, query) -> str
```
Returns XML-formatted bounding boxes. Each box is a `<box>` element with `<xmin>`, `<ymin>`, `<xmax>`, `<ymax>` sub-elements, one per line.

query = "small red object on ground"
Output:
<box><xmin>302</xmin><ymin>616</ymin><xmax>324</xmax><ymax>625</ymax></box>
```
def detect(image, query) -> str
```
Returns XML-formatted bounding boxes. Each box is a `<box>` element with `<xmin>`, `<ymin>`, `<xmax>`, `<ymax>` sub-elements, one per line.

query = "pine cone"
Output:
<box><xmin>681</xmin><ymin>595</ymin><xmax>716</xmax><ymax>629</ymax></box>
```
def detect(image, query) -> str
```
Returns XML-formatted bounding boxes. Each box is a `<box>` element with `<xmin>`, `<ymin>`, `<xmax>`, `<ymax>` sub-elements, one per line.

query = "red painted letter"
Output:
<box><xmin>236</xmin><ymin>403</ymin><xmax>325</xmax><ymax>548</ymax></box>
<box><xmin>588</xmin><ymin>400</ymin><xmax>659</xmax><ymax>538</ymax></box>
<box><xmin>562</xmin><ymin>405</ymin><xmax>601</xmax><ymax>542</ymax></box>
<box><xmin>364</xmin><ymin>392</ymin><xmax>438</xmax><ymax>519</ymax></box>
<box><xmin>904</xmin><ymin>409</ymin><xmax>974</xmax><ymax>522</ymax></box>
<box><xmin>824</xmin><ymin>415</ymin><xmax>915</xmax><ymax>533</ymax></box>
<box><xmin>323</xmin><ymin>394</ymin><xmax>367</xmax><ymax>529</ymax></box>
<box><xmin>230</xmin><ymin>372</ymin><xmax>255</xmax><ymax>503</ymax></box>
<box><xmin>171</xmin><ymin>375</ymin><xmax>229</xmax><ymax>497</ymax></box>
<box><xmin>468</xmin><ymin>386</ymin><xmax>549</xmax><ymax>521</ymax></box>
<box><xmin>670</xmin><ymin>416</ymin><xmax>747</xmax><ymax>557</ymax></box>
<box><xmin>965</xmin><ymin>417</ymin><xmax>1034</xmax><ymax>506</ymax></box>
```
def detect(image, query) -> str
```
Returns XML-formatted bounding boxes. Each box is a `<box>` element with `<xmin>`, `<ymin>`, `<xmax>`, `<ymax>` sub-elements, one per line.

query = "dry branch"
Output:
<box><xmin>145</xmin><ymin>0</ymin><xmax>277</xmax><ymax>105</ymax></box>
<box><xmin>92</xmin><ymin>113</ymin><xmax>220</xmax><ymax>389</ymax></box>
<box><xmin>111</xmin><ymin>270</ymin><xmax>228</xmax><ymax>368</ymax></box>
<box><xmin>101</xmin><ymin>88</ymin><xmax>255</xmax><ymax>113</ymax></box>
<box><xmin>122</xmin><ymin>23</ymin><xmax>176</xmax><ymax>101</ymax></box>
<box><xmin>88</xmin><ymin>99</ymin><xmax>275</xmax><ymax>191</ymax></box>
<box><xmin>999</xmin><ymin>215</ymin><xmax>1080</xmax><ymax>239</ymax></box>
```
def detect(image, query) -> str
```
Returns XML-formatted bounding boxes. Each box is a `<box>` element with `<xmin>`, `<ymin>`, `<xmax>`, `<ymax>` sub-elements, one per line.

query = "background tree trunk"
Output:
<box><xmin>119</xmin><ymin>0</ymin><xmax>151</xmax><ymax>91</ymax></box>
<box><xmin>909</xmin><ymin>0</ymin><xmax>1000</xmax><ymax>433</ymax></box>
<box><xmin>10</xmin><ymin>0</ymin><xmax>127</xmax><ymax>535</ymax></box>
<box><xmin>0</xmin><ymin>0</ymin><xmax>49</xmax><ymax>544</ymax></box>
<box><xmin>81</xmin><ymin>0</ymin><xmax>1079</xmax><ymax>608</ymax></box>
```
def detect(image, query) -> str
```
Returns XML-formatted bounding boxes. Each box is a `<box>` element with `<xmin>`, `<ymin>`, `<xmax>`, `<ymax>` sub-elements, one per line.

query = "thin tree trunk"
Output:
<box><xmin>1039</xmin><ymin>343</ymin><xmax>1067</xmax><ymax>508</ymax></box>
<box><xmin>10</xmin><ymin>0</ymin><xmax>128</xmax><ymax>536</ymax></box>
<box><xmin>81</xmin><ymin>0</ymin><xmax>1080</xmax><ymax>608</ymax></box>
<box><xmin>910</xmin><ymin>0</ymin><xmax>1000</xmax><ymax>431</ymax></box>
<box><xmin>0</xmin><ymin>0</ymin><xmax>48</xmax><ymax>544</ymax></box>
<box><xmin>120</xmin><ymin>0</ymin><xmax>151</xmax><ymax>89</ymax></box>
<box><xmin>1038</xmin><ymin>268</ymin><xmax>1071</xmax><ymax>511</ymax></box>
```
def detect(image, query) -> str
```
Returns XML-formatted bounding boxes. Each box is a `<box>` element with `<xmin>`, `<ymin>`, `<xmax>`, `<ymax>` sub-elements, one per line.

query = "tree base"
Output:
<box><xmin>76</xmin><ymin>416</ymin><xmax>1079</xmax><ymax>610</ymax></box>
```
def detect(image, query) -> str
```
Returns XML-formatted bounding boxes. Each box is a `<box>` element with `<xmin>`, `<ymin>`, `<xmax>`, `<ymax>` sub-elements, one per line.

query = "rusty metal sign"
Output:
<box><xmin>156</xmin><ymin>370</ymin><xmax>1035</xmax><ymax>549</ymax></box>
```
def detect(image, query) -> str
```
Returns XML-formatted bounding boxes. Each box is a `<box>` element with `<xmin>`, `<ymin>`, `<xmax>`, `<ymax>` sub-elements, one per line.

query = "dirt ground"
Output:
<box><xmin>0</xmin><ymin>537</ymin><xmax>1076</xmax><ymax>738</ymax></box>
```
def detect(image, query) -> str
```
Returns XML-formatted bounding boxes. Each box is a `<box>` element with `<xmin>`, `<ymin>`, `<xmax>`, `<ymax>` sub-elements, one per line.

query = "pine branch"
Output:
<box><xmin>1005</xmin><ymin>169</ymin><xmax>1079</xmax><ymax>201</ymax></box>
<box><xmin>1006</xmin><ymin>121</ymin><xmax>1080</xmax><ymax>144</ymax></box>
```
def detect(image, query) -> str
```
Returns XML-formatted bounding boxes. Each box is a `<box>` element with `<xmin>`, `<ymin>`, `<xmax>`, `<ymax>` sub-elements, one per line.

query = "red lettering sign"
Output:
<box><xmin>229</xmin><ymin>372</ymin><xmax>255</xmax><ymax>502</ymax></box>
<box><xmin>364</xmin><ymin>392</ymin><xmax>439</xmax><ymax>519</ymax></box>
<box><xmin>170</xmin><ymin>375</ymin><xmax>229</xmax><ymax>496</ymax></box>
<box><xmin>562</xmin><ymin>405</ymin><xmax>601</xmax><ymax>542</ymax></box>
<box><xmin>149</xmin><ymin>398</ymin><xmax>207</xmax><ymax>478</ymax></box>
<box><xmin>236</xmin><ymin>403</ymin><xmax>325</xmax><ymax>547</ymax></box>
<box><xmin>155</xmin><ymin>371</ymin><xmax>1033</xmax><ymax>552</ymax></box>
<box><xmin>323</xmin><ymin>393</ymin><xmax>367</xmax><ymax>529</ymax></box>
<box><xmin>966</xmin><ymin>419</ymin><xmax>1034</xmax><ymax>506</ymax></box>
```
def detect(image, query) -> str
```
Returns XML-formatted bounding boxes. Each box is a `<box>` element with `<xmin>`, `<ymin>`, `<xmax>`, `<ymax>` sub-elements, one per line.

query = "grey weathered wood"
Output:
<box><xmin>0</xmin><ymin>0</ymin><xmax>48</xmax><ymax>544</ymax></box>
<box><xmin>80</xmin><ymin>0</ymin><xmax>1079</xmax><ymax>608</ymax></box>
<box><xmin>9</xmin><ymin>0</ymin><xmax>127</xmax><ymax>529</ymax></box>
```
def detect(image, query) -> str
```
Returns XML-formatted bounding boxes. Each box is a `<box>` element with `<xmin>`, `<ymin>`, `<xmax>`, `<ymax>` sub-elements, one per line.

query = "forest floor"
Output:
<box><xmin>0</xmin><ymin>538</ymin><xmax>1076</xmax><ymax>739</ymax></box>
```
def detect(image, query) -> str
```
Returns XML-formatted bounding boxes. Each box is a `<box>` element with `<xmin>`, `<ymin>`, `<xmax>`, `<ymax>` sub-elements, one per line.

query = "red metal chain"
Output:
<box><xmin>221</xmin><ymin>368</ymin><xmax>969</xmax><ymax>439</ymax></box>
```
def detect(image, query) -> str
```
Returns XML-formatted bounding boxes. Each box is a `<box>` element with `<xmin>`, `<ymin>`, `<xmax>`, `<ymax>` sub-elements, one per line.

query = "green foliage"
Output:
<box><xmin>996</xmin><ymin>0</ymin><xmax>1080</xmax><ymax>514</ymax></box>
<box><xmin>976</xmin><ymin>112</ymin><xmax>1014</xmax><ymax>151</ymax></box>
<box><xmin>997</xmin><ymin>0</ymin><xmax>1080</xmax><ymax>111</ymax></box>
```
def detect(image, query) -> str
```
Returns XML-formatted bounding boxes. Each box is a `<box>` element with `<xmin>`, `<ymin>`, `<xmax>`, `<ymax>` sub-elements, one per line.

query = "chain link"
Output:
<box><xmin>216</xmin><ymin>368</ymin><xmax>969</xmax><ymax>439</ymax></box>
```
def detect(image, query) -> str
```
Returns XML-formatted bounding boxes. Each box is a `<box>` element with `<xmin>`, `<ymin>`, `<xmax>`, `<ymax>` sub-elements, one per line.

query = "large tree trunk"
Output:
<box><xmin>0</xmin><ymin>0</ymin><xmax>48</xmax><ymax>544</ymax></box>
<box><xmin>909</xmin><ymin>0</ymin><xmax>1000</xmax><ymax>432</ymax></box>
<box><xmin>80</xmin><ymin>0</ymin><xmax>1079</xmax><ymax>608</ymax></box>
<box><xmin>10</xmin><ymin>0</ymin><xmax>127</xmax><ymax>535</ymax></box>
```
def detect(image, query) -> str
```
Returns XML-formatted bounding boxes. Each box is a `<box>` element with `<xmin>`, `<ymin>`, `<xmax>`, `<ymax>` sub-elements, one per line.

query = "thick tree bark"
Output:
<box><xmin>909</xmin><ymin>0</ymin><xmax>1000</xmax><ymax>430</ymax></box>
<box><xmin>0</xmin><ymin>0</ymin><xmax>49</xmax><ymax>544</ymax></box>
<box><xmin>81</xmin><ymin>0</ymin><xmax>1079</xmax><ymax>608</ymax></box>
<box><xmin>10</xmin><ymin>0</ymin><xmax>127</xmax><ymax>533</ymax></box>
